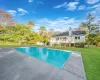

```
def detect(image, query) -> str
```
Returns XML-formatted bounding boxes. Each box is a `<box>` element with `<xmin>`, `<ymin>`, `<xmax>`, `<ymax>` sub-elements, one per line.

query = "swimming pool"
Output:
<box><xmin>16</xmin><ymin>47</ymin><xmax>71</xmax><ymax>68</ymax></box>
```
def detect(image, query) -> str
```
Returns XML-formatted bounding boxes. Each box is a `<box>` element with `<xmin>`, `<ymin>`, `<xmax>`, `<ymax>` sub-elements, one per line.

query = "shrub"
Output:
<box><xmin>75</xmin><ymin>42</ymin><xmax>85</xmax><ymax>48</ymax></box>
<box><xmin>53</xmin><ymin>43</ymin><xmax>61</xmax><ymax>46</ymax></box>
<box><xmin>46</xmin><ymin>42</ymin><xmax>50</xmax><ymax>46</ymax></box>
<box><xmin>96</xmin><ymin>42</ymin><xmax>100</xmax><ymax>47</ymax></box>
<box><xmin>28</xmin><ymin>40</ymin><xmax>36</xmax><ymax>44</ymax></box>
<box><xmin>61</xmin><ymin>43</ymin><xmax>69</xmax><ymax>47</ymax></box>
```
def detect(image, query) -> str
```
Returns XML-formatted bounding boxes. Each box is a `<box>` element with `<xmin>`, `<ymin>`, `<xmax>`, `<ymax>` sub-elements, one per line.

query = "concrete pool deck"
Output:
<box><xmin>0</xmin><ymin>48</ymin><xmax>86</xmax><ymax>80</ymax></box>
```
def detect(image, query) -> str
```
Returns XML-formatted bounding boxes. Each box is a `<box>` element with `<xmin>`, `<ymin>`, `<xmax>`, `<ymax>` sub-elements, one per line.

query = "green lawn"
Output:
<box><xmin>0</xmin><ymin>45</ymin><xmax>100</xmax><ymax>80</ymax></box>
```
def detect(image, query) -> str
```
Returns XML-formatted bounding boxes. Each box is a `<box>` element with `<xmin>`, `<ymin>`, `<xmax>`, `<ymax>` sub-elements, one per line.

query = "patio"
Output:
<box><xmin>0</xmin><ymin>48</ymin><xmax>86</xmax><ymax>80</ymax></box>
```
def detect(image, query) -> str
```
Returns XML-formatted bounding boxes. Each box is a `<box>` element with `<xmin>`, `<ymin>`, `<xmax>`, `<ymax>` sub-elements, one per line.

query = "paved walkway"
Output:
<box><xmin>0</xmin><ymin>48</ymin><xmax>86</xmax><ymax>80</ymax></box>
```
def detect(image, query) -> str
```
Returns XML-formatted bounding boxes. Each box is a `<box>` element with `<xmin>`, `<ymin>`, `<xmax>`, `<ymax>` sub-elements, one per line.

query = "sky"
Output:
<box><xmin>0</xmin><ymin>0</ymin><xmax>100</xmax><ymax>31</ymax></box>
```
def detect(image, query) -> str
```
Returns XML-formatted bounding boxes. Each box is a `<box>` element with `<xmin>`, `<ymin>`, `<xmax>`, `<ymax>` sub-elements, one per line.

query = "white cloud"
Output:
<box><xmin>7</xmin><ymin>10</ymin><xmax>17</xmax><ymax>16</ymax></box>
<box><xmin>87</xmin><ymin>0</ymin><xmax>100</xmax><ymax>4</ymax></box>
<box><xmin>54</xmin><ymin>2</ymin><xmax>79</xmax><ymax>11</ymax></box>
<box><xmin>78</xmin><ymin>5</ymin><xmax>86</xmax><ymax>10</ymax></box>
<box><xmin>18</xmin><ymin>8</ymin><xmax>28</xmax><ymax>15</ymax></box>
<box><xmin>54</xmin><ymin>2</ymin><xmax>67</xmax><ymax>8</ymax></box>
<box><xmin>89</xmin><ymin>3</ymin><xmax>100</xmax><ymax>24</ymax></box>
<box><xmin>88</xmin><ymin>3</ymin><xmax>100</xmax><ymax>16</ymax></box>
<box><xmin>28</xmin><ymin>0</ymin><xmax>33</xmax><ymax>3</ymax></box>
<box><xmin>90</xmin><ymin>3</ymin><xmax>100</xmax><ymax>9</ymax></box>
<box><xmin>38</xmin><ymin>17</ymin><xmax>81</xmax><ymax>31</ymax></box>
<box><xmin>37</xmin><ymin>1</ymin><xmax>44</xmax><ymax>4</ymax></box>
<box><xmin>91</xmin><ymin>6</ymin><xmax>100</xmax><ymax>16</ymax></box>
<box><xmin>67</xmin><ymin>2</ymin><xmax>79</xmax><ymax>10</ymax></box>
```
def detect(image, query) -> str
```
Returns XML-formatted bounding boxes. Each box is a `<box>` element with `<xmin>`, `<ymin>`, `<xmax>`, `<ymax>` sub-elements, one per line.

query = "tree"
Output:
<box><xmin>39</xmin><ymin>26</ymin><xmax>46</xmax><ymax>36</ymax></box>
<box><xmin>38</xmin><ymin>26</ymin><xmax>49</xmax><ymax>44</ymax></box>
<box><xmin>80</xmin><ymin>13</ymin><xmax>99</xmax><ymax>47</ymax></box>
<box><xmin>0</xmin><ymin>24</ymin><xmax>34</xmax><ymax>44</ymax></box>
<box><xmin>96</xmin><ymin>20</ymin><xmax>100</xmax><ymax>34</ymax></box>
<box><xmin>28</xmin><ymin>20</ymin><xmax>34</xmax><ymax>26</ymax></box>
<box><xmin>28</xmin><ymin>20</ymin><xmax>35</xmax><ymax>31</ymax></box>
<box><xmin>14</xmin><ymin>24</ymin><xmax>33</xmax><ymax>44</ymax></box>
<box><xmin>47</xmin><ymin>28</ymin><xmax>54</xmax><ymax>40</ymax></box>
<box><xmin>0</xmin><ymin>10</ymin><xmax>15</xmax><ymax>26</ymax></box>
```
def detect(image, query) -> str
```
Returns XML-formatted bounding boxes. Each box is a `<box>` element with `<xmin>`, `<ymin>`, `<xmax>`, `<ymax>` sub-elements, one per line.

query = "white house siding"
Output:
<box><xmin>50</xmin><ymin>35</ymin><xmax>85</xmax><ymax>45</ymax></box>
<box><xmin>74</xmin><ymin>35</ymin><xmax>85</xmax><ymax>43</ymax></box>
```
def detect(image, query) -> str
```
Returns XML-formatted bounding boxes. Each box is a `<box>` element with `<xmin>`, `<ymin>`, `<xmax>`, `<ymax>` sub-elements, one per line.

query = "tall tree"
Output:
<box><xmin>28</xmin><ymin>20</ymin><xmax>34</xmax><ymax>26</ymax></box>
<box><xmin>39</xmin><ymin>26</ymin><xmax>46</xmax><ymax>36</ymax></box>
<box><xmin>96</xmin><ymin>20</ymin><xmax>100</xmax><ymax>33</ymax></box>
<box><xmin>28</xmin><ymin>20</ymin><xmax>35</xmax><ymax>30</ymax></box>
<box><xmin>39</xmin><ymin>26</ymin><xmax>48</xmax><ymax>44</ymax></box>
<box><xmin>47</xmin><ymin>28</ymin><xmax>54</xmax><ymax>40</ymax></box>
<box><xmin>0</xmin><ymin>10</ymin><xmax>15</xmax><ymax>26</ymax></box>
<box><xmin>80</xmin><ymin>13</ymin><xmax>98</xmax><ymax>47</ymax></box>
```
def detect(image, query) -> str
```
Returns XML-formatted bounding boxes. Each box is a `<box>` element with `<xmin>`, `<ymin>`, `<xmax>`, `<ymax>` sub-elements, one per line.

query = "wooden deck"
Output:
<box><xmin>0</xmin><ymin>48</ymin><xmax>86</xmax><ymax>80</ymax></box>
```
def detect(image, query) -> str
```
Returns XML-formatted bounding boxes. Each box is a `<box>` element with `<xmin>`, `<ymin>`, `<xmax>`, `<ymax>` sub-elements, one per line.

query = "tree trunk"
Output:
<box><xmin>69</xmin><ymin>42</ymin><xmax>71</xmax><ymax>47</ymax></box>
<box><xmin>88</xmin><ymin>43</ymin><xmax>89</xmax><ymax>47</ymax></box>
<box><xmin>88</xmin><ymin>32</ymin><xmax>90</xmax><ymax>47</ymax></box>
<box><xmin>74</xmin><ymin>43</ymin><xmax>75</xmax><ymax>47</ymax></box>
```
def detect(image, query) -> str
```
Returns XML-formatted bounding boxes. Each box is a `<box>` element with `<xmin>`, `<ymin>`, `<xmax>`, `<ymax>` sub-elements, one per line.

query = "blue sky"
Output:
<box><xmin>0</xmin><ymin>0</ymin><xmax>100</xmax><ymax>31</ymax></box>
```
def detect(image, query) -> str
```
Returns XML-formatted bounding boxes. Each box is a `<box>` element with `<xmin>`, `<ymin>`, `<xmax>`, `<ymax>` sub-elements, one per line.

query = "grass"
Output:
<box><xmin>0</xmin><ymin>45</ymin><xmax>100</xmax><ymax>80</ymax></box>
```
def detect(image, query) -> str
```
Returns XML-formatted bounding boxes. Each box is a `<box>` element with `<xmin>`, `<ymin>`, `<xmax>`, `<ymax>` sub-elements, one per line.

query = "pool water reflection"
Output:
<box><xmin>16</xmin><ymin>47</ymin><xmax>71</xmax><ymax>68</ymax></box>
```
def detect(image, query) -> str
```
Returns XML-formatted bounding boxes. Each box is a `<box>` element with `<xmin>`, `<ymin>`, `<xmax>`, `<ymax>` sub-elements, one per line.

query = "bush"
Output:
<box><xmin>75</xmin><ymin>42</ymin><xmax>85</xmax><ymax>48</ymax></box>
<box><xmin>28</xmin><ymin>40</ymin><xmax>36</xmax><ymax>44</ymax></box>
<box><xmin>61</xmin><ymin>43</ymin><xmax>69</xmax><ymax>47</ymax></box>
<box><xmin>53</xmin><ymin>43</ymin><xmax>61</xmax><ymax>46</ymax></box>
<box><xmin>96</xmin><ymin>42</ymin><xmax>100</xmax><ymax>47</ymax></box>
<box><xmin>46</xmin><ymin>42</ymin><xmax>50</xmax><ymax>46</ymax></box>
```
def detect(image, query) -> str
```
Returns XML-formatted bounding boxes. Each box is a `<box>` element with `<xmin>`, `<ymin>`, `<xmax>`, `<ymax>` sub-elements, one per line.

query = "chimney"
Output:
<box><xmin>69</xmin><ymin>27</ymin><xmax>72</xmax><ymax>36</ymax></box>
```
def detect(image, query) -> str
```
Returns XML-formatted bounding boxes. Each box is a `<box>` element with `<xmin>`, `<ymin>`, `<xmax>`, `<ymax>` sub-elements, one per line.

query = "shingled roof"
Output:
<box><xmin>53</xmin><ymin>30</ymin><xmax>85</xmax><ymax>37</ymax></box>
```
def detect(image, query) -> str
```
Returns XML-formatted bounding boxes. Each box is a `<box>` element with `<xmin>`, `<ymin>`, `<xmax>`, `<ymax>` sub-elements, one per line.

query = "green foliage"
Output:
<box><xmin>38</xmin><ymin>26</ymin><xmax>49</xmax><ymax>44</ymax></box>
<box><xmin>75</xmin><ymin>42</ymin><xmax>85</xmax><ymax>48</ymax></box>
<box><xmin>28</xmin><ymin>20</ymin><xmax>34</xmax><ymax>26</ymax></box>
<box><xmin>0</xmin><ymin>23</ymin><xmax>49</xmax><ymax>45</ymax></box>
<box><xmin>94</xmin><ymin>34</ymin><xmax>100</xmax><ymax>46</ymax></box>
<box><xmin>80</xmin><ymin>13</ymin><xmax>99</xmax><ymax>46</ymax></box>
<box><xmin>0</xmin><ymin>24</ymin><xmax>31</xmax><ymax>44</ymax></box>
<box><xmin>39</xmin><ymin>26</ymin><xmax>46</xmax><ymax>36</ymax></box>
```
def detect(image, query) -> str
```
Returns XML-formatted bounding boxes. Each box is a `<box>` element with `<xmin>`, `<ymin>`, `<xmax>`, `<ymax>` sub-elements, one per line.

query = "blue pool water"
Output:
<box><xmin>16</xmin><ymin>47</ymin><xmax>71</xmax><ymax>68</ymax></box>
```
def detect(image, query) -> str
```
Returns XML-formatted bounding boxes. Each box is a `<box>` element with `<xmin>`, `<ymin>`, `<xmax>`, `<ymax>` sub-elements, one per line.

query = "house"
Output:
<box><xmin>50</xmin><ymin>28</ymin><xmax>85</xmax><ymax>46</ymax></box>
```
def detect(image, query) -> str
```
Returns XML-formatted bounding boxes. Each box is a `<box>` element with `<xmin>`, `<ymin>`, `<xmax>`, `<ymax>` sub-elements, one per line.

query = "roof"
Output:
<box><xmin>53</xmin><ymin>30</ymin><xmax>85</xmax><ymax>37</ymax></box>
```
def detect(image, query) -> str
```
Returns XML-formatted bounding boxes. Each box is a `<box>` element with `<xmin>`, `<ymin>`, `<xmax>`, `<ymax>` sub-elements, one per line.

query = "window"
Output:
<box><xmin>78</xmin><ymin>37</ymin><xmax>80</xmax><ymax>39</ymax></box>
<box><xmin>75</xmin><ymin>37</ymin><xmax>77</xmax><ymax>39</ymax></box>
<box><xmin>56</xmin><ymin>37</ymin><xmax>59</xmax><ymax>41</ymax></box>
<box><xmin>63</xmin><ymin>37</ymin><xmax>66</xmax><ymax>39</ymax></box>
<box><xmin>75</xmin><ymin>36</ymin><xmax>80</xmax><ymax>40</ymax></box>
<box><xmin>63</xmin><ymin>37</ymin><xmax>66</xmax><ymax>41</ymax></box>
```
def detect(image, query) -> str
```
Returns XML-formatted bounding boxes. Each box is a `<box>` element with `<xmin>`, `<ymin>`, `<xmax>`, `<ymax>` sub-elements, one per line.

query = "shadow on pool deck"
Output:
<box><xmin>0</xmin><ymin>48</ymin><xmax>86</xmax><ymax>80</ymax></box>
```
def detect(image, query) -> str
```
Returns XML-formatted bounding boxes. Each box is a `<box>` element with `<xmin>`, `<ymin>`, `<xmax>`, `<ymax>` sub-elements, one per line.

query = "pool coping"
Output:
<box><xmin>15</xmin><ymin>46</ymin><xmax>86</xmax><ymax>80</ymax></box>
<box><xmin>43</xmin><ymin>47</ymin><xmax>87</xmax><ymax>80</ymax></box>
<box><xmin>63</xmin><ymin>51</ymin><xmax>87</xmax><ymax>80</ymax></box>
<box><xmin>38</xmin><ymin>46</ymin><xmax>86</xmax><ymax>80</ymax></box>
<box><xmin>0</xmin><ymin>47</ymin><xmax>87</xmax><ymax>80</ymax></box>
